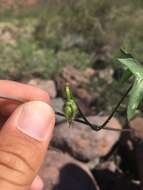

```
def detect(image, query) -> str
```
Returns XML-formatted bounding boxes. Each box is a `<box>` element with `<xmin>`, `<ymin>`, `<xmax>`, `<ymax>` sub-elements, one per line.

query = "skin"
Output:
<box><xmin>0</xmin><ymin>80</ymin><xmax>55</xmax><ymax>190</ymax></box>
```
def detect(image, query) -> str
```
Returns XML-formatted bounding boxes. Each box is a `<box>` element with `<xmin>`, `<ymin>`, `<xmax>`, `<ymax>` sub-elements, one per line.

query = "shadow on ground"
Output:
<box><xmin>53</xmin><ymin>163</ymin><xmax>98</xmax><ymax>190</ymax></box>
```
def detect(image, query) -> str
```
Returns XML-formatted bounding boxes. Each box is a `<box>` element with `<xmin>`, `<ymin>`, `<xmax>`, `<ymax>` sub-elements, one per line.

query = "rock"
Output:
<box><xmin>130</xmin><ymin>117</ymin><xmax>143</xmax><ymax>139</ymax></box>
<box><xmin>28</xmin><ymin>78</ymin><xmax>57</xmax><ymax>98</ymax></box>
<box><xmin>83</xmin><ymin>68</ymin><xmax>96</xmax><ymax>79</ymax></box>
<box><xmin>40</xmin><ymin>150</ymin><xmax>100</xmax><ymax>190</ymax></box>
<box><xmin>52</xmin><ymin>98</ymin><xmax>65</xmax><ymax>124</ymax></box>
<box><xmin>76</xmin><ymin>98</ymin><xmax>95</xmax><ymax>115</ymax></box>
<box><xmin>52</xmin><ymin>98</ymin><xmax>64</xmax><ymax>112</ymax></box>
<box><xmin>51</xmin><ymin>116</ymin><xmax>122</xmax><ymax>161</ymax></box>
<box><xmin>76</xmin><ymin>88</ymin><xmax>94</xmax><ymax>104</ymax></box>
<box><xmin>98</xmin><ymin>67</ymin><xmax>113</xmax><ymax>84</ymax></box>
<box><xmin>56</xmin><ymin>65</ymin><xmax>96</xmax><ymax>106</ymax></box>
<box><xmin>91</xmin><ymin>46</ymin><xmax>112</xmax><ymax>69</ymax></box>
<box><xmin>56</xmin><ymin>65</ymin><xmax>89</xmax><ymax>91</ymax></box>
<box><xmin>94</xmin><ymin>160</ymin><xmax>117</xmax><ymax>173</ymax></box>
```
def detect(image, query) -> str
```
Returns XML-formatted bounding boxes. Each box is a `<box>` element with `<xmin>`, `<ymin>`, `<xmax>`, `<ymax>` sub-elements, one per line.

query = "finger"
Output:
<box><xmin>0</xmin><ymin>101</ymin><xmax>55</xmax><ymax>190</ymax></box>
<box><xmin>0</xmin><ymin>80</ymin><xmax>50</xmax><ymax>116</ymax></box>
<box><xmin>30</xmin><ymin>176</ymin><xmax>44</xmax><ymax>190</ymax></box>
<box><xmin>0</xmin><ymin>80</ymin><xmax>50</xmax><ymax>102</ymax></box>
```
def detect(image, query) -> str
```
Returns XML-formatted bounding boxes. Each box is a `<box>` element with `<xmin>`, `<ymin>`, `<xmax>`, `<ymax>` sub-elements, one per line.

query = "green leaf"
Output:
<box><xmin>118</xmin><ymin>58</ymin><xmax>143</xmax><ymax>79</ymax></box>
<box><xmin>119</xmin><ymin>69</ymin><xmax>132</xmax><ymax>85</ymax></box>
<box><xmin>118</xmin><ymin>53</ymin><xmax>143</xmax><ymax>120</ymax></box>
<box><xmin>128</xmin><ymin>78</ymin><xmax>143</xmax><ymax>119</ymax></box>
<box><xmin>120</xmin><ymin>49</ymin><xmax>134</xmax><ymax>58</ymax></box>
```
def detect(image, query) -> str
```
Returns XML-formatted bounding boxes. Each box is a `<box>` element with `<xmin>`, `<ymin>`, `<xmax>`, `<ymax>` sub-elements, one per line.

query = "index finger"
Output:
<box><xmin>0</xmin><ymin>80</ymin><xmax>50</xmax><ymax>116</ymax></box>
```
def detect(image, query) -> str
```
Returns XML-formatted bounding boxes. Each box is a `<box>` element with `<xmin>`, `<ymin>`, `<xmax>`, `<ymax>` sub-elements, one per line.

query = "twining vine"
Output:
<box><xmin>0</xmin><ymin>49</ymin><xmax>142</xmax><ymax>134</ymax></box>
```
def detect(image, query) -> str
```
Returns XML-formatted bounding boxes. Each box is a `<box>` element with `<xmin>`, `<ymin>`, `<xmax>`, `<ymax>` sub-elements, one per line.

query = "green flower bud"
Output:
<box><xmin>64</xmin><ymin>84</ymin><xmax>78</xmax><ymax>127</ymax></box>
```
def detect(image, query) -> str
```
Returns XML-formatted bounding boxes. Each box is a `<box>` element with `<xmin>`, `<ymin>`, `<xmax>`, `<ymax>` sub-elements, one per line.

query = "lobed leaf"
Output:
<box><xmin>118</xmin><ymin>52</ymin><xmax>143</xmax><ymax>120</ymax></box>
<box><xmin>118</xmin><ymin>58</ymin><xmax>143</xmax><ymax>79</ymax></box>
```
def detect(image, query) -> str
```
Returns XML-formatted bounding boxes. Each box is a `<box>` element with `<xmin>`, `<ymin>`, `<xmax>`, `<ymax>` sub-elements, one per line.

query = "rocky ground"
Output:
<box><xmin>27</xmin><ymin>69</ymin><xmax>143</xmax><ymax>190</ymax></box>
<box><xmin>0</xmin><ymin>2</ymin><xmax>143</xmax><ymax>189</ymax></box>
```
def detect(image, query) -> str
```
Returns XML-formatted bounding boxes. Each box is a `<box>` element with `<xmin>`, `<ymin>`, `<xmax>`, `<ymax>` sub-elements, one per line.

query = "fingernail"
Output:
<box><xmin>31</xmin><ymin>176</ymin><xmax>44</xmax><ymax>190</ymax></box>
<box><xmin>16</xmin><ymin>101</ymin><xmax>55</xmax><ymax>141</ymax></box>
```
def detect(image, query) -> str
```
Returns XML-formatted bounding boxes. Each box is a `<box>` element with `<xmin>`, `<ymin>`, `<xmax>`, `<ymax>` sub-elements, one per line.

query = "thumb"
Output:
<box><xmin>0</xmin><ymin>101</ymin><xmax>55</xmax><ymax>190</ymax></box>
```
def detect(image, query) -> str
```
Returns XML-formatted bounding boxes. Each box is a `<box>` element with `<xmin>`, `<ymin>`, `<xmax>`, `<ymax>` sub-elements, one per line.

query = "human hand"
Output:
<box><xmin>0</xmin><ymin>80</ymin><xmax>55</xmax><ymax>190</ymax></box>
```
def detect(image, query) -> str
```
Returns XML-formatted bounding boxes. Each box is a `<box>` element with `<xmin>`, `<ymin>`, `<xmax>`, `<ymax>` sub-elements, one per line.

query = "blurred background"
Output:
<box><xmin>0</xmin><ymin>0</ymin><xmax>142</xmax><ymax>112</ymax></box>
<box><xmin>0</xmin><ymin>1</ymin><xmax>143</xmax><ymax>190</ymax></box>
<box><xmin>0</xmin><ymin>0</ymin><xmax>143</xmax><ymax>80</ymax></box>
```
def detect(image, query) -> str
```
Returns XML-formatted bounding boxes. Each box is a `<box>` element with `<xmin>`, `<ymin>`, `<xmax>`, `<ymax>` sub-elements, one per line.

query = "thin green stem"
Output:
<box><xmin>67</xmin><ymin>84</ymin><xmax>132</xmax><ymax>132</ymax></box>
<box><xmin>76</xmin><ymin>103</ymin><xmax>96</xmax><ymax>128</ymax></box>
<box><xmin>0</xmin><ymin>84</ymin><xmax>133</xmax><ymax>133</ymax></box>
<box><xmin>55</xmin><ymin>111</ymin><xmax>132</xmax><ymax>133</ymax></box>
<box><xmin>98</xmin><ymin>84</ymin><xmax>132</xmax><ymax>130</ymax></box>
<box><xmin>63</xmin><ymin>85</ymin><xmax>132</xmax><ymax>132</ymax></box>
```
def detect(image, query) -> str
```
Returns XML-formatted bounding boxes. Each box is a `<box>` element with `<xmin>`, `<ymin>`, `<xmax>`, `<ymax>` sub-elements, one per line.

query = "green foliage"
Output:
<box><xmin>0</xmin><ymin>41</ymin><xmax>58</xmax><ymax>80</ymax></box>
<box><xmin>34</xmin><ymin>15</ymin><xmax>62</xmax><ymax>49</ymax></box>
<box><xmin>0</xmin><ymin>0</ymin><xmax>143</xmax><ymax>81</ymax></box>
<box><xmin>33</xmin><ymin>0</ymin><xmax>143</xmax><ymax>60</ymax></box>
<box><xmin>118</xmin><ymin>52</ymin><xmax>143</xmax><ymax>120</ymax></box>
<box><xmin>57</xmin><ymin>49</ymin><xmax>90</xmax><ymax>70</ymax></box>
<box><xmin>122</xmin><ymin>10</ymin><xmax>143</xmax><ymax>62</ymax></box>
<box><xmin>0</xmin><ymin>38</ymin><xmax>90</xmax><ymax>80</ymax></box>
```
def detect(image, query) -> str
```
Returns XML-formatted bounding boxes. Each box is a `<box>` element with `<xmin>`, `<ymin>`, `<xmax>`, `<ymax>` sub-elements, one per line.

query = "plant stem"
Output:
<box><xmin>0</xmin><ymin>84</ymin><xmax>133</xmax><ymax>133</ymax></box>
<box><xmin>55</xmin><ymin>111</ymin><xmax>132</xmax><ymax>133</ymax></box>
<box><xmin>76</xmin><ymin>103</ymin><xmax>96</xmax><ymax>128</ymax></box>
<box><xmin>97</xmin><ymin>84</ymin><xmax>132</xmax><ymax>130</ymax></box>
<box><xmin>63</xmin><ymin>84</ymin><xmax>132</xmax><ymax>132</ymax></box>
